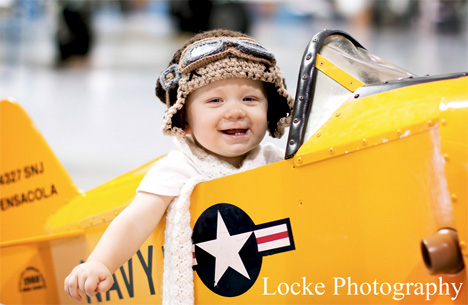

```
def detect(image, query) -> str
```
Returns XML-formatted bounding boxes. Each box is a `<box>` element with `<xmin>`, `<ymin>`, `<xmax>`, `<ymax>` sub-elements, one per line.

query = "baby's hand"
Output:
<box><xmin>64</xmin><ymin>261</ymin><xmax>114</xmax><ymax>302</ymax></box>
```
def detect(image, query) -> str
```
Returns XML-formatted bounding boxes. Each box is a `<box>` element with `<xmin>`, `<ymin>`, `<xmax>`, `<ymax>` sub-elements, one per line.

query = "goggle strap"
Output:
<box><xmin>160</xmin><ymin>64</ymin><xmax>181</xmax><ymax>91</ymax></box>
<box><xmin>179</xmin><ymin>47</ymin><xmax>274</xmax><ymax>74</ymax></box>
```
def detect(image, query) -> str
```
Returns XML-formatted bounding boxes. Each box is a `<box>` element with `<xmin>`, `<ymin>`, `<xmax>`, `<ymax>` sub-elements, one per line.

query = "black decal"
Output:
<box><xmin>35</xmin><ymin>188</ymin><xmax>43</xmax><ymax>200</ymax></box>
<box><xmin>137</xmin><ymin>246</ymin><xmax>155</xmax><ymax>295</ymax></box>
<box><xmin>24</xmin><ymin>165</ymin><xmax>31</xmax><ymax>179</ymax></box>
<box><xmin>193</xmin><ymin>204</ymin><xmax>295</xmax><ymax>297</ymax></box>
<box><xmin>0</xmin><ymin>168</ymin><xmax>22</xmax><ymax>185</ymax></box>
<box><xmin>23</xmin><ymin>162</ymin><xmax>45</xmax><ymax>179</ymax></box>
<box><xmin>19</xmin><ymin>267</ymin><xmax>46</xmax><ymax>292</ymax></box>
<box><xmin>106</xmin><ymin>274</ymin><xmax>123</xmax><ymax>300</ymax></box>
<box><xmin>27</xmin><ymin>190</ymin><xmax>35</xmax><ymax>202</ymax></box>
<box><xmin>31</xmin><ymin>164</ymin><xmax>40</xmax><ymax>175</ymax></box>
<box><xmin>193</xmin><ymin>204</ymin><xmax>261</xmax><ymax>297</ymax></box>
<box><xmin>1</xmin><ymin>184</ymin><xmax>59</xmax><ymax>212</ymax></box>
<box><xmin>5</xmin><ymin>172</ymin><xmax>11</xmax><ymax>183</ymax></box>
<box><xmin>255</xmin><ymin>218</ymin><xmax>295</xmax><ymax>256</ymax></box>
<box><xmin>21</xmin><ymin>193</ymin><xmax>27</xmax><ymax>205</ymax></box>
<box><xmin>51</xmin><ymin>184</ymin><xmax>58</xmax><ymax>196</ymax></box>
<box><xmin>120</xmin><ymin>258</ymin><xmax>134</xmax><ymax>298</ymax></box>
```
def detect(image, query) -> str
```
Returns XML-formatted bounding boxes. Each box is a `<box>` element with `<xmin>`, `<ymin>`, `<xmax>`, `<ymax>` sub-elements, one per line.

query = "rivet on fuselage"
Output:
<box><xmin>397</xmin><ymin>129</ymin><xmax>402</xmax><ymax>136</ymax></box>
<box><xmin>443</xmin><ymin>154</ymin><xmax>450</xmax><ymax>161</ymax></box>
<box><xmin>335</xmin><ymin>112</ymin><xmax>341</xmax><ymax>117</ymax></box>
<box><xmin>362</xmin><ymin>138</ymin><xmax>367</xmax><ymax>145</ymax></box>
<box><xmin>296</xmin><ymin>157</ymin><xmax>303</xmax><ymax>164</ymax></box>
<box><xmin>316</xmin><ymin>132</ymin><xmax>321</xmax><ymax>137</ymax></box>
<box><xmin>451</xmin><ymin>194</ymin><xmax>458</xmax><ymax>203</ymax></box>
<box><xmin>427</xmin><ymin>120</ymin><xmax>434</xmax><ymax>127</ymax></box>
<box><xmin>329</xmin><ymin>147</ymin><xmax>334</xmax><ymax>154</ymax></box>
<box><xmin>460</xmin><ymin>241</ymin><xmax>467</xmax><ymax>255</ymax></box>
<box><xmin>441</xmin><ymin>119</ymin><xmax>447</xmax><ymax>126</ymax></box>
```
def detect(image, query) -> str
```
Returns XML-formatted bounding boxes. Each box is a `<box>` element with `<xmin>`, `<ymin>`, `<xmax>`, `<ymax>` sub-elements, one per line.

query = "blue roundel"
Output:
<box><xmin>192</xmin><ymin>203</ymin><xmax>262</xmax><ymax>297</ymax></box>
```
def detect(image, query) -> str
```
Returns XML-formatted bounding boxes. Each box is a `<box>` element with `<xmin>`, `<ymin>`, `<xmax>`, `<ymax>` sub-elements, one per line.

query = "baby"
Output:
<box><xmin>64</xmin><ymin>29</ymin><xmax>294</xmax><ymax>304</ymax></box>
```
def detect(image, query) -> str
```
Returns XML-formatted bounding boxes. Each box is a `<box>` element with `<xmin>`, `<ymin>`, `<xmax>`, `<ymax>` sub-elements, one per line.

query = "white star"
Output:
<box><xmin>196</xmin><ymin>211</ymin><xmax>252</xmax><ymax>286</ymax></box>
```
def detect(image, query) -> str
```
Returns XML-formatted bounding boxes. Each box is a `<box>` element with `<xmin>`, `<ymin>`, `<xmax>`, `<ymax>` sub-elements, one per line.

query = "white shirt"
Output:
<box><xmin>136</xmin><ymin>150</ymin><xmax>200</xmax><ymax>196</ymax></box>
<box><xmin>136</xmin><ymin>143</ymin><xmax>284</xmax><ymax>197</ymax></box>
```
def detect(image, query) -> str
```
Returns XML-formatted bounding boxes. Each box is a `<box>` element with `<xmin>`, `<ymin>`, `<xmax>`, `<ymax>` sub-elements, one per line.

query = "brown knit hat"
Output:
<box><xmin>155</xmin><ymin>29</ymin><xmax>294</xmax><ymax>139</ymax></box>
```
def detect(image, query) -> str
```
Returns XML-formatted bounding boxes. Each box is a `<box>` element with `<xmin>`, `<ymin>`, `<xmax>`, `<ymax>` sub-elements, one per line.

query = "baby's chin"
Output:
<box><xmin>209</xmin><ymin>148</ymin><xmax>255</xmax><ymax>166</ymax></box>
<box><xmin>222</xmin><ymin>147</ymin><xmax>261</xmax><ymax>160</ymax></box>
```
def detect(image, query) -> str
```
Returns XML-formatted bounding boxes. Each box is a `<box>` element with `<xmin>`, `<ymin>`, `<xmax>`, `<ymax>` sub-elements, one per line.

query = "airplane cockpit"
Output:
<box><xmin>285</xmin><ymin>29</ymin><xmax>467</xmax><ymax>159</ymax></box>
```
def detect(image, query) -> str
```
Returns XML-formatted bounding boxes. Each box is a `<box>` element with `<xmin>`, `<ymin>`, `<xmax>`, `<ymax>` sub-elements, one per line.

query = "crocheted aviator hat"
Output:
<box><xmin>155</xmin><ymin>29</ymin><xmax>294</xmax><ymax>139</ymax></box>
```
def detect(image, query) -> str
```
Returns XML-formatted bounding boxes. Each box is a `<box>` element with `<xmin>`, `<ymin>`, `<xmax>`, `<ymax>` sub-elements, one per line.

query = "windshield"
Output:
<box><xmin>304</xmin><ymin>35</ymin><xmax>415</xmax><ymax>141</ymax></box>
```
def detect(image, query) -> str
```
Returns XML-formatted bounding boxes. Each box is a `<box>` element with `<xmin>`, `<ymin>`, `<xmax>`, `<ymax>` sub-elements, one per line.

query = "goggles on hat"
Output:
<box><xmin>159</xmin><ymin>38</ymin><xmax>276</xmax><ymax>92</ymax></box>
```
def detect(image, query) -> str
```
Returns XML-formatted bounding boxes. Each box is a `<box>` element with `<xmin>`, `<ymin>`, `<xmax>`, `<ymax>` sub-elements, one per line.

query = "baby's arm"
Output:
<box><xmin>64</xmin><ymin>191</ymin><xmax>173</xmax><ymax>301</ymax></box>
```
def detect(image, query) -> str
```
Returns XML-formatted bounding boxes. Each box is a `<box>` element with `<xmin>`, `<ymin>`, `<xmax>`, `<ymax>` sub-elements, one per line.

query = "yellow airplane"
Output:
<box><xmin>1</xmin><ymin>29</ymin><xmax>467</xmax><ymax>304</ymax></box>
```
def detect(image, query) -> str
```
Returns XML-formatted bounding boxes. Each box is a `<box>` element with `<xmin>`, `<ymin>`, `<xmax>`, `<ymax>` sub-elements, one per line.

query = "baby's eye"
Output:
<box><xmin>207</xmin><ymin>98</ymin><xmax>222</xmax><ymax>103</ymax></box>
<box><xmin>243</xmin><ymin>96</ymin><xmax>258</xmax><ymax>102</ymax></box>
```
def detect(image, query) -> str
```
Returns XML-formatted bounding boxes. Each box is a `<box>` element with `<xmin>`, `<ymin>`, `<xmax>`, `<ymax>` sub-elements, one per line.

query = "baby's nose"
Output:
<box><xmin>224</xmin><ymin>104</ymin><xmax>246</xmax><ymax>120</ymax></box>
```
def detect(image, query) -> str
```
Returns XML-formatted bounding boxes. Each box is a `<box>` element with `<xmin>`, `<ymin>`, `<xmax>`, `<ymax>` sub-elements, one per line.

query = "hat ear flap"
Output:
<box><xmin>155</xmin><ymin>77</ymin><xmax>167</xmax><ymax>103</ymax></box>
<box><xmin>265</xmin><ymin>82</ymin><xmax>291</xmax><ymax>138</ymax></box>
<box><xmin>176</xmin><ymin>106</ymin><xmax>187</xmax><ymax>131</ymax></box>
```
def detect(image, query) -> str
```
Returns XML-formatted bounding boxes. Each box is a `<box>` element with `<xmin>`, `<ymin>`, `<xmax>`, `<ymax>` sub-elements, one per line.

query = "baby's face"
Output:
<box><xmin>184</xmin><ymin>78</ymin><xmax>268</xmax><ymax>166</ymax></box>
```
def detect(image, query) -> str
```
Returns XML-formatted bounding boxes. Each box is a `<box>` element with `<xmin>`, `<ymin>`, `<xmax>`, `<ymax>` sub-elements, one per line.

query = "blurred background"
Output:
<box><xmin>1</xmin><ymin>0</ymin><xmax>467</xmax><ymax>191</ymax></box>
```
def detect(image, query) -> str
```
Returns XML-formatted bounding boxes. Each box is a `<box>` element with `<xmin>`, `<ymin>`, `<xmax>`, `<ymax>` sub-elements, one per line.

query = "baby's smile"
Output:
<box><xmin>221</xmin><ymin>129</ymin><xmax>249</xmax><ymax>136</ymax></box>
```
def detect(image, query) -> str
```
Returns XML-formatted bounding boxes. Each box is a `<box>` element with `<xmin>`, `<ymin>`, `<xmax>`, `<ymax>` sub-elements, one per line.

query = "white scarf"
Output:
<box><xmin>162</xmin><ymin>136</ymin><xmax>282</xmax><ymax>304</ymax></box>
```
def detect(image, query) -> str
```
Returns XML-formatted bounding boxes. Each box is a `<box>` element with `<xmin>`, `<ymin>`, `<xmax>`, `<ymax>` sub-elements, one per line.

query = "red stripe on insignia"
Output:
<box><xmin>256</xmin><ymin>231</ymin><xmax>289</xmax><ymax>244</ymax></box>
<box><xmin>192</xmin><ymin>245</ymin><xmax>197</xmax><ymax>266</ymax></box>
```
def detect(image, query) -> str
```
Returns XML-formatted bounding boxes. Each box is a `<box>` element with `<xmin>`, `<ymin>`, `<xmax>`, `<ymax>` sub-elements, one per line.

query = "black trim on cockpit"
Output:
<box><xmin>285</xmin><ymin>29</ymin><xmax>364</xmax><ymax>159</ymax></box>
